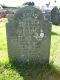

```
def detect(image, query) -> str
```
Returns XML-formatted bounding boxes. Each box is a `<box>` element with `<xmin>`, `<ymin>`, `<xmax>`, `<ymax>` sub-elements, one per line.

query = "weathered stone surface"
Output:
<box><xmin>6</xmin><ymin>6</ymin><xmax>52</xmax><ymax>64</ymax></box>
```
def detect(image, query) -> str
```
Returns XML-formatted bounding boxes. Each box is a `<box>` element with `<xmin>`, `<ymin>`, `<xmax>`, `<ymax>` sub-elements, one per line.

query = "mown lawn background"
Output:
<box><xmin>0</xmin><ymin>21</ymin><xmax>60</xmax><ymax>80</ymax></box>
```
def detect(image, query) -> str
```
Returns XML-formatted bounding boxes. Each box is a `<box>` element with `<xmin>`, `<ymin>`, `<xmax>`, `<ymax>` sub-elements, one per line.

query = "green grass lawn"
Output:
<box><xmin>0</xmin><ymin>22</ymin><xmax>60</xmax><ymax>80</ymax></box>
<box><xmin>50</xmin><ymin>25</ymin><xmax>60</xmax><ymax>66</ymax></box>
<box><xmin>0</xmin><ymin>22</ymin><xmax>9</xmax><ymax>64</ymax></box>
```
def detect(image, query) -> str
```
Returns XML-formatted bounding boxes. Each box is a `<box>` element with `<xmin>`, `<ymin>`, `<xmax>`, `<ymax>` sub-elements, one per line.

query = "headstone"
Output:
<box><xmin>6</xmin><ymin>6</ymin><xmax>52</xmax><ymax>64</ymax></box>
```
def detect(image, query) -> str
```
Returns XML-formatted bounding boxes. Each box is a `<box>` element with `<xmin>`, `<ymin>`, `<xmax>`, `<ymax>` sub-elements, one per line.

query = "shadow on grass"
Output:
<box><xmin>51</xmin><ymin>32</ymin><xmax>60</xmax><ymax>36</ymax></box>
<box><xmin>9</xmin><ymin>62</ymin><xmax>60</xmax><ymax>80</ymax></box>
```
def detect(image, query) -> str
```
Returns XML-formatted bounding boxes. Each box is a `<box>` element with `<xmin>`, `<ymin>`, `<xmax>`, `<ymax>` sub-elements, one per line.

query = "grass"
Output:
<box><xmin>50</xmin><ymin>25</ymin><xmax>60</xmax><ymax>66</ymax></box>
<box><xmin>0</xmin><ymin>22</ymin><xmax>9</xmax><ymax>64</ymax></box>
<box><xmin>0</xmin><ymin>21</ymin><xmax>60</xmax><ymax>80</ymax></box>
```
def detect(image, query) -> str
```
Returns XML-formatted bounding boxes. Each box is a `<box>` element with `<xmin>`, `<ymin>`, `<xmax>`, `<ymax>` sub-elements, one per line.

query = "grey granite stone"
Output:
<box><xmin>6</xmin><ymin>6</ymin><xmax>52</xmax><ymax>64</ymax></box>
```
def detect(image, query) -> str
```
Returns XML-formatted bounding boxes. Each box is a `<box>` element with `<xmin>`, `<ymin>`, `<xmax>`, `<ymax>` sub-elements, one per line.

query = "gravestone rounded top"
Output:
<box><xmin>14</xmin><ymin>6</ymin><xmax>44</xmax><ymax>21</ymax></box>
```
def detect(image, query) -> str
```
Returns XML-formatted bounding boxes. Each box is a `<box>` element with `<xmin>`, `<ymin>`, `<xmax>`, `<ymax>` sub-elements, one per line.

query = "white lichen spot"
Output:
<box><xmin>35</xmin><ymin>16</ymin><xmax>38</xmax><ymax>19</ymax></box>
<box><xmin>37</xmin><ymin>21</ymin><xmax>39</xmax><ymax>24</ymax></box>
<box><xmin>40</xmin><ymin>32</ymin><xmax>44</xmax><ymax>38</ymax></box>
<box><xmin>33</xmin><ymin>29</ymin><xmax>44</xmax><ymax>41</ymax></box>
